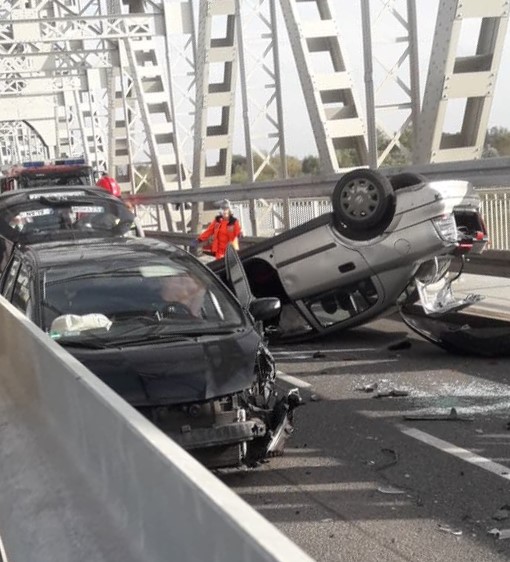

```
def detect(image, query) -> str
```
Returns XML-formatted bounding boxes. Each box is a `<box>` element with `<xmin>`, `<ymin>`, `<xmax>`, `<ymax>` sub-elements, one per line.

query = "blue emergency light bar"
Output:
<box><xmin>22</xmin><ymin>161</ymin><xmax>45</xmax><ymax>168</ymax></box>
<box><xmin>54</xmin><ymin>158</ymin><xmax>86</xmax><ymax>166</ymax></box>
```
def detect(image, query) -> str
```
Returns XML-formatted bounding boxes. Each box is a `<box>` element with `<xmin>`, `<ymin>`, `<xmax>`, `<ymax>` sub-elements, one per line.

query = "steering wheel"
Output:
<box><xmin>158</xmin><ymin>302</ymin><xmax>194</xmax><ymax>318</ymax></box>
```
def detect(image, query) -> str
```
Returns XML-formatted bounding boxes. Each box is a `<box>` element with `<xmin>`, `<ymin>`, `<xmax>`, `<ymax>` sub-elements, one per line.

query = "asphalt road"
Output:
<box><xmin>220</xmin><ymin>313</ymin><xmax>510</xmax><ymax>562</ymax></box>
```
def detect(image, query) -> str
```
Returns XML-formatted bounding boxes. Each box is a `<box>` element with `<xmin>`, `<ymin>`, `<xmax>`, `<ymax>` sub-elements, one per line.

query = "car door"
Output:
<box><xmin>224</xmin><ymin>245</ymin><xmax>254</xmax><ymax>310</ymax></box>
<box><xmin>272</xmin><ymin>223</ymin><xmax>372</xmax><ymax>301</ymax></box>
<box><xmin>2</xmin><ymin>255</ymin><xmax>38</xmax><ymax>323</ymax></box>
<box><xmin>1</xmin><ymin>254</ymin><xmax>22</xmax><ymax>301</ymax></box>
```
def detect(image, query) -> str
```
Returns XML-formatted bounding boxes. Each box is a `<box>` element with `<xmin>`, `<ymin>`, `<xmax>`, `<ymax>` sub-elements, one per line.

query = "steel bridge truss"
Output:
<box><xmin>0</xmin><ymin>0</ymin><xmax>508</xmax><ymax>231</ymax></box>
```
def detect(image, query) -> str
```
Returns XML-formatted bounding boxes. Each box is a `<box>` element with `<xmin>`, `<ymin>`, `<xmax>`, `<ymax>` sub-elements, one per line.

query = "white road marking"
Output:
<box><xmin>398</xmin><ymin>425</ymin><xmax>510</xmax><ymax>482</ymax></box>
<box><xmin>272</xmin><ymin>347</ymin><xmax>377</xmax><ymax>356</ymax></box>
<box><xmin>276</xmin><ymin>371</ymin><xmax>311</xmax><ymax>390</ymax></box>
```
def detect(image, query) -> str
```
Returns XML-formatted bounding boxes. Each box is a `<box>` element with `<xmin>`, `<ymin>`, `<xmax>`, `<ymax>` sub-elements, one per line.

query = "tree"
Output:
<box><xmin>302</xmin><ymin>155</ymin><xmax>320</xmax><ymax>175</ymax></box>
<box><xmin>485</xmin><ymin>127</ymin><xmax>510</xmax><ymax>157</ymax></box>
<box><xmin>231</xmin><ymin>154</ymin><xmax>248</xmax><ymax>184</ymax></box>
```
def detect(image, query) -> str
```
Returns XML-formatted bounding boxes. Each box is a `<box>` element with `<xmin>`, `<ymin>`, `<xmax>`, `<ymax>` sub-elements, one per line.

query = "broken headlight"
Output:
<box><xmin>432</xmin><ymin>214</ymin><xmax>458</xmax><ymax>243</ymax></box>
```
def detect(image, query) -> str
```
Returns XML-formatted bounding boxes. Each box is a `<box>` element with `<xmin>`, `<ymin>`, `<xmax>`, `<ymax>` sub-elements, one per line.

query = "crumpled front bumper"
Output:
<box><xmin>170</xmin><ymin>419</ymin><xmax>267</xmax><ymax>450</ymax></box>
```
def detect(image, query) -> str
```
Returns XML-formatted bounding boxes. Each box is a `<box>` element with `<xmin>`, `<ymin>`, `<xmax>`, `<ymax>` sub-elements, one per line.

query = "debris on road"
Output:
<box><xmin>438</xmin><ymin>524</ymin><xmax>462</xmax><ymax>536</ymax></box>
<box><xmin>492</xmin><ymin>505</ymin><xmax>510</xmax><ymax>521</ymax></box>
<box><xmin>375</xmin><ymin>448</ymin><xmax>398</xmax><ymax>471</ymax></box>
<box><xmin>312</xmin><ymin>351</ymin><xmax>326</xmax><ymax>359</ymax></box>
<box><xmin>374</xmin><ymin>389</ymin><xmax>409</xmax><ymax>399</ymax></box>
<box><xmin>356</xmin><ymin>382</ymin><xmax>378</xmax><ymax>393</ymax></box>
<box><xmin>310</xmin><ymin>393</ymin><xmax>321</xmax><ymax>402</ymax></box>
<box><xmin>387</xmin><ymin>338</ymin><xmax>412</xmax><ymax>351</ymax></box>
<box><xmin>377</xmin><ymin>484</ymin><xmax>405</xmax><ymax>495</ymax></box>
<box><xmin>488</xmin><ymin>528</ymin><xmax>510</xmax><ymax>540</ymax></box>
<box><xmin>404</xmin><ymin>407</ymin><xmax>474</xmax><ymax>422</ymax></box>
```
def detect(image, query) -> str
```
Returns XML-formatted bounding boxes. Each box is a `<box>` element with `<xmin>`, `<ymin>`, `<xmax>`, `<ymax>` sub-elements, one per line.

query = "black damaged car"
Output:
<box><xmin>1</xmin><ymin>238</ymin><xmax>299</xmax><ymax>468</ymax></box>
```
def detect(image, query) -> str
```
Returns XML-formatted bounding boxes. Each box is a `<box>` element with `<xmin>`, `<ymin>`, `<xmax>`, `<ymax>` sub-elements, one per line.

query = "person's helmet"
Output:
<box><xmin>219</xmin><ymin>199</ymin><xmax>232</xmax><ymax>211</ymax></box>
<box><xmin>97</xmin><ymin>174</ymin><xmax>121</xmax><ymax>198</ymax></box>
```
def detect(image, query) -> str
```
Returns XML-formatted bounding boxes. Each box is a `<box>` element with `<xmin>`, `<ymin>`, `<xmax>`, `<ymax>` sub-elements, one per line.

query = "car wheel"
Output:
<box><xmin>389</xmin><ymin>172</ymin><xmax>427</xmax><ymax>191</ymax></box>
<box><xmin>332</xmin><ymin>169</ymin><xmax>394</xmax><ymax>233</ymax></box>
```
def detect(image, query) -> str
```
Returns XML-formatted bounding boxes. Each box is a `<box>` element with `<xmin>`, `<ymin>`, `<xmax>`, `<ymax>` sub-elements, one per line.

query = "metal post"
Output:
<box><xmin>407</xmin><ymin>0</ymin><xmax>421</xmax><ymax>164</ymax></box>
<box><xmin>361</xmin><ymin>0</ymin><xmax>377</xmax><ymax>169</ymax></box>
<box><xmin>270</xmin><ymin>0</ymin><xmax>288</xmax><ymax>179</ymax></box>
<box><xmin>235</xmin><ymin>0</ymin><xmax>258</xmax><ymax>237</ymax></box>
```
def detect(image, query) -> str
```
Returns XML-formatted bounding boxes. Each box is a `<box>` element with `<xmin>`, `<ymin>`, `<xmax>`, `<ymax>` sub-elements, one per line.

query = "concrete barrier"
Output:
<box><xmin>0</xmin><ymin>296</ymin><xmax>314</xmax><ymax>562</ymax></box>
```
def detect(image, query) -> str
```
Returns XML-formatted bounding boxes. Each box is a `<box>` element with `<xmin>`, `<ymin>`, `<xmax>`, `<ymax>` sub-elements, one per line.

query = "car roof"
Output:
<box><xmin>20</xmin><ymin>237</ymin><xmax>185</xmax><ymax>269</ymax></box>
<box><xmin>0</xmin><ymin>186</ymin><xmax>119</xmax><ymax>208</ymax></box>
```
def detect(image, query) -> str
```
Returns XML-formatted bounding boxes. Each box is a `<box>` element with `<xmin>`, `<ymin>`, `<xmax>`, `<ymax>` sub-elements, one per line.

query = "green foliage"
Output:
<box><xmin>301</xmin><ymin>155</ymin><xmax>320</xmax><ymax>175</ymax></box>
<box><xmin>377</xmin><ymin>127</ymin><xmax>413</xmax><ymax>167</ymax></box>
<box><xmin>485</xmin><ymin>127</ymin><xmax>510</xmax><ymax>157</ymax></box>
<box><xmin>228</xmin><ymin>125</ymin><xmax>509</xmax><ymax>184</ymax></box>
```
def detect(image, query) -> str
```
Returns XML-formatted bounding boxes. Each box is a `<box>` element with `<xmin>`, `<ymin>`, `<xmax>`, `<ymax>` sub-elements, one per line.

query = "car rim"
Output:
<box><xmin>340</xmin><ymin>179</ymin><xmax>381</xmax><ymax>220</ymax></box>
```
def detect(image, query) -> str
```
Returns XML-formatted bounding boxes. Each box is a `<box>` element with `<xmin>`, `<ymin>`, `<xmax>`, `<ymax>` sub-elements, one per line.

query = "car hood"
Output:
<box><xmin>66</xmin><ymin>328</ymin><xmax>262</xmax><ymax>406</ymax></box>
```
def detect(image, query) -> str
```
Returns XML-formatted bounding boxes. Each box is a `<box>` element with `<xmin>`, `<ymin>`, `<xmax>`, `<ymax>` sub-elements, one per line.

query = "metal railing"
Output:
<box><xmin>478</xmin><ymin>188</ymin><xmax>510</xmax><ymax>251</ymax></box>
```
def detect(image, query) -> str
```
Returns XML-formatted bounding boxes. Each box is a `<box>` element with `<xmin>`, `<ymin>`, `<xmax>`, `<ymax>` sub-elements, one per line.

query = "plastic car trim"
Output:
<box><xmin>275</xmin><ymin>242</ymin><xmax>337</xmax><ymax>268</ymax></box>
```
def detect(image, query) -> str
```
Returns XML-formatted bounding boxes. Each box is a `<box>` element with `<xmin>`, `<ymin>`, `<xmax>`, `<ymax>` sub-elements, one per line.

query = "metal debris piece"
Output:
<box><xmin>312</xmin><ymin>351</ymin><xmax>326</xmax><ymax>359</ymax></box>
<box><xmin>374</xmin><ymin>389</ymin><xmax>409</xmax><ymax>399</ymax></box>
<box><xmin>404</xmin><ymin>407</ymin><xmax>474</xmax><ymax>422</ymax></box>
<box><xmin>438</xmin><ymin>524</ymin><xmax>462</xmax><ymax>536</ymax></box>
<box><xmin>475</xmin><ymin>429</ymin><xmax>484</xmax><ymax>434</ymax></box>
<box><xmin>356</xmin><ymin>382</ymin><xmax>378</xmax><ymax>393</ymax></box>
<box><xmin>377</xmin><ymin>485</ymin><xmax>405</xmax><ymax>495</ymax></box>
<box><xmin>310</xmin><ymin>394</ymin><xmax>321</xmax><ymax>402</ymax></box>
<box><xmin>492</xmin><ymin>505</ymin><xmax>510</xmax><ymax>521</ymax></box>
<box><xmin>387</xmin><ymin>339</ymin><xmax>412</xmax><ymax>351</ymax></box>
<box><xmin>488</xmin><ymin>528</ymin><xmax>510</xmax><ymax>540</ymax></box>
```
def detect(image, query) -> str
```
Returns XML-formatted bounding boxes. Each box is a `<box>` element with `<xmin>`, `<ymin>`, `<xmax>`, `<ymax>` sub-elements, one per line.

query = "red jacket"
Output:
<box><xmin>198</xmin><ymin>215</ymin><xmax>241</xmax><ymax>259</ymax></box>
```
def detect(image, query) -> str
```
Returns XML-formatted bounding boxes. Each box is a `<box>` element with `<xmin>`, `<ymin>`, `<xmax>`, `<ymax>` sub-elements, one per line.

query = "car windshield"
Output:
<box><xmin>42</xmin><ymin>253</ymin><xmax>245</xmax><ymax>344</ymax></box>
<box><xmin>19</xmin><ymin>169</ymin><xmax>92</xmax><ymax>188</ymax></box>
<box><xmin>0</xmin><ymin>195</ymin><xmax>136</xmax><ymax>239</ymax></box>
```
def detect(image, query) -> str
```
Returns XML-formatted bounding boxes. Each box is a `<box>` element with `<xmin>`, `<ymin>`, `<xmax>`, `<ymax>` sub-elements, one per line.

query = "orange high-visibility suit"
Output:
<box><xmin>198</xmin><ymin>215</ymin><xmax>241</xmax><ymax>259</ymax></box>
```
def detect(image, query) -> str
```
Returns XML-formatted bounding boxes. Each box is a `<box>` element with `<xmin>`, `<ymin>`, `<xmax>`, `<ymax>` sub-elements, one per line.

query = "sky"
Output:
<box><xmin>227</xmin><ymin>0</ymin><xmax>510</xmax><ymax>158</ymax></box>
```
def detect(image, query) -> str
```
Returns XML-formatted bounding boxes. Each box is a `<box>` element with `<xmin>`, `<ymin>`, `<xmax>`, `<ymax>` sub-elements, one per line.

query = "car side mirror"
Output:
<box><xmin>249</xmin><ymin>297</ymin><xmax>281</xmax><ymax>322</ymax></box>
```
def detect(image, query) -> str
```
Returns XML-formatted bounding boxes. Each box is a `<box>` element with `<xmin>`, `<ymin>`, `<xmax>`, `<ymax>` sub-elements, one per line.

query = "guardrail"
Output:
<box><xmin>0</xmin><ymin>296</ymin><xmax>313</xmax><ymax>562</ymax></box>
<box><xmin>478</xmin><ymin>188</ymin><xmax>510</xmax><ymax>251</ymax></box>
<box><xmin>139</xmin><ymin>187</ymin><xmax>510</xmax><ymax>247</ymax></box>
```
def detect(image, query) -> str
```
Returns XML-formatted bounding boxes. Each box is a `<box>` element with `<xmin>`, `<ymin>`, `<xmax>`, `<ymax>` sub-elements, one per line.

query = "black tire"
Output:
<box><xmin>389</xmin><ymin>172</ymin><xmax>427</xmax><ymax>191</ymax></box>
<box><xmin>332</xmin><ymin>169</ymin><xmax>394</xmax><ymax>232</ymax></box>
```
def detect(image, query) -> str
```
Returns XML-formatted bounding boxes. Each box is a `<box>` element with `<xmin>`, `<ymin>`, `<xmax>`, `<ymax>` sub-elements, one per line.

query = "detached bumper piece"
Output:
<box><xmin>401</xmin><ymin>305</ymin><xmax>510</xmax><ymax>357</ymax></box>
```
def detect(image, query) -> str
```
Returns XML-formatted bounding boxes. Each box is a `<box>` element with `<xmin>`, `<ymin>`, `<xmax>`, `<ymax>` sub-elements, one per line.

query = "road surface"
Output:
<box><xmin>221</xmin><ymin>313</ymin><xmax>510</xmax><ymax>562</ymax></box>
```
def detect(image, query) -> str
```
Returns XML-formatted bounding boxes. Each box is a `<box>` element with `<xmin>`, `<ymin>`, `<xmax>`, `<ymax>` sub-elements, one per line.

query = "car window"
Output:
<box><xmin>42</xmin><ymin>253</ymin><xmax>245</xmax><ymax>343</ymax></box>
<box><xmin>1</xmin><ymin>255</ymin><xmax>21</xmax><ymax>301</ymax></box>
<box><xmin>19</xmin><ymin>170</ymin><xmax>92</xmax><ymax>188</ymax></box>
<box><xmin>305</xmin><ymin>279</ymin><xmax>379</xmax><ymax>328</ymax></box>
<box><xmin>11</xmin><ymin>261</ymin><xmax>32</xmax><ymax>314</ymax></box>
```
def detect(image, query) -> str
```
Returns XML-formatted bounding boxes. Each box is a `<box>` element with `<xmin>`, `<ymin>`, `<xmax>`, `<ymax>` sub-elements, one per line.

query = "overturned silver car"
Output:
<box><xmin>212</xmin><ymin>169</ymin><xmax>487</xmax><ymax>341</ymax></box>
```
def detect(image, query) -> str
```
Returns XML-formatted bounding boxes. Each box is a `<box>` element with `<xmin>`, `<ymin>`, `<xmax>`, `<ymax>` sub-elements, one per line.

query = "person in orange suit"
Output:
<box><xmin>194</xmin><ymin>200</ymin><xmax>242</xmax><ymax>260</ymax></box>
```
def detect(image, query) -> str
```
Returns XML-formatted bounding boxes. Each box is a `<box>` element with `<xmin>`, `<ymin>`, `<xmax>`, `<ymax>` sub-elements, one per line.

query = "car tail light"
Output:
<box><xmin>432</xmin><ymin>214</ymin><xmax>458</xmax><ymax>243</ymax></box>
